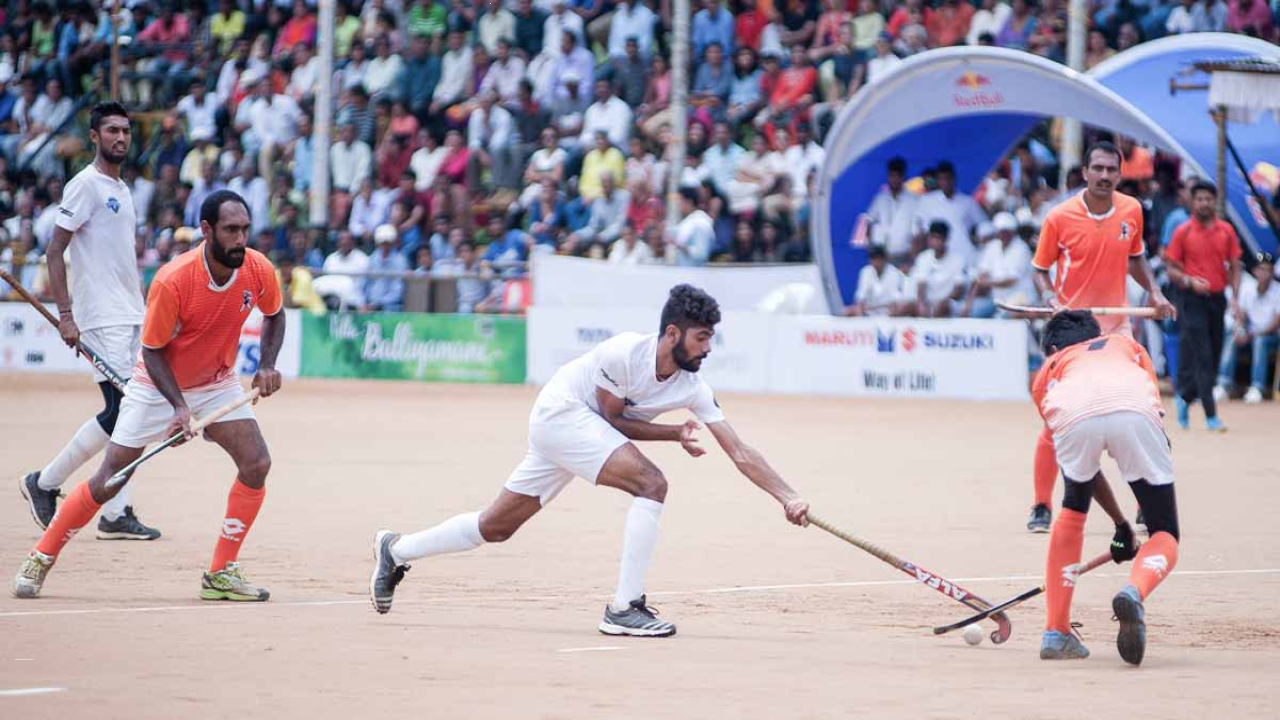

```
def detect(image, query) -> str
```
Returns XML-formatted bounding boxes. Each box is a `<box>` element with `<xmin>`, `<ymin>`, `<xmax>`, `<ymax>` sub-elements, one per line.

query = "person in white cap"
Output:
<box><xmin>367</xmin><ymin>224</ymin><xmax>409</xmax><ymax>312</ymax></box>
<box><xmin>964</xmin><ymin>210</ymin><xmax>1035</xmax><ymax>317</ymax></box>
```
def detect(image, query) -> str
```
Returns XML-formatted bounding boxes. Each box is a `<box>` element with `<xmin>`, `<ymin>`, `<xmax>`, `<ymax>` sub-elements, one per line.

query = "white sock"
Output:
<box><xmin>612</xmin><ymin>498</ymin><xmax>664</xmax><ymax>612</ymax></box>
<box><xmin>101</xmin><ymin>486</ymin><xmax>131</xmax><ymax>522</ymax></box>
<box><xmin>39</xmin><ymin>418</ymin><xmax>110</xmax><ymax>490</ymax></box>
<box><xmin>391</xmin><ymin>511</ymin><xmax>485</xmax><ymax>564</ymax></box>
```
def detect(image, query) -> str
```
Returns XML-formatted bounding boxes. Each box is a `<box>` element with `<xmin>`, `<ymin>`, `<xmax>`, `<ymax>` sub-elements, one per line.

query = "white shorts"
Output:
<box><xmin>111</xmin><ymin>380</ymin><xmax>256</xmax><ymax>448</ymax></box>
<box><xmin>504</xmin><ymin>402</ymin><xmax>629</xmax><ymax>506</ymax></box>
<box><xmin>1053</xmin><ymin>411</ymin><xmax>1173</xmax><ymax>486</ymax></box>
<box><xmin>81</xmin><ymin>325</ymin><xmax>141</xmax><ymax>385</ymax></box>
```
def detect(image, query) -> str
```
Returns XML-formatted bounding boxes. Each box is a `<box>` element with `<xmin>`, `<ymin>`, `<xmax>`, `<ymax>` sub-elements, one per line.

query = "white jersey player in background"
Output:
<box><xmin>370</xmin><ymin>284</ymin><xmax>811</xmax><ymax>636</ymax></box>
<box><xmin>19</xmin><ymin>102</ymin><xmax>161</xmax><ymax>541</ymax></box>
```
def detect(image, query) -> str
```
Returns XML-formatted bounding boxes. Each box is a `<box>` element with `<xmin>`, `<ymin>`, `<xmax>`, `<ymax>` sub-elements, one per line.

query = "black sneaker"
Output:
<box><xmin>370</xmin><ymin>530</ymin><xmax>409</xmax><ymax>614</ymax></box>
<box><xmin>1027</xmin><ymin>503</ymin><xmax>1052</xmax><ymax>533</ymax></box>
<box><xmin>598</xmin><ymin>595</ymin><xmax>677</xmax><ymax>637</ymax></box>
<box><xmin>19</xmin><ymin>471</ymin><xmax>59</xmax><ymax>530</ymax></box>
<box><xmin>96</xmin><ymin>506</ymin><xmax>161</xmax><ymax>540</ymax></box>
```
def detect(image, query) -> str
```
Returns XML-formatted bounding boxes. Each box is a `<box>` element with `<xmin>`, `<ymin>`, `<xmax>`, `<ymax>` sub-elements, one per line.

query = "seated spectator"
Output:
<box><xmin>996</xmin><ymin>0</ymin><xmax>1037</xmax><ymax>49</ymax></box>
<box><xmin>234</xmin><ymin>72</ymin><xmax>303</xmax><ymax>183</ymax></box>
<box><xmin>755</xmin><ymin>45</ymin><xmax>816</xmax><ymax>144</ymax></box>
<box><xmin>611</xmin><ymin>37</ymin><xmax>649</xmax><ymax>110</ymax></box>
<box><xmin>609</xmin><ymin>222</ymin><xmax>654</xmax><ymax>264</ymax></box>
<box><xmin>521</xmin><ymin>128</ymin><xmax>567</xmax><ymax>207</ymax></box>
<box><xmin>546</xmin><ymin>30</ymin><xmax>594</xmax><ymax>104</ymax></box>
<box><xmin>387</xmin><ymin>199</ymin><xmax>426</xmax><ymax>262</ymax></box>
<box><xmin>636</xmin><ymin>54</ymin><xmax>672</xmax><ymax>140</ymax></box>
<box><xmin>435</xmin><ymin>239</ymin><xmax>489</xmax><ymax>313</ymax></box>
<box><xmin>466</xmin><ymin>91</ymin><xmax>519</xmax><ymax>192</ymax></box>
<box><xmin>625</xmin><ymin>136</ymin><xmax>662</xmax><ymax>196</ymax></box>
<box><xmin>512</xmin><ymin>0</ymin><xmax>548</xmax><ymax>59</ymax></box>
<box><xmin>526</xmin><ymin>179</ymin><xmax>568</xmax><ymax>247</ymax></box>
<box><xmin>480</xmin><ymin>38</ymin><xmax>527</xmax><ymax>107</ymax></box>
<box><xmin>413</xmin><ymin>245</ymin><xmax>435</xmax><ymax>275</ymax></box>
<box><xmin>429</xmin><ymin>29</ymin><xmax>473</xmax><ymax>119</ymax></box>
<box><xmin>691</xmin><ymin>42</ymin><xmax>733</xmax><ymax>124</ymax></box>
<box><xmin>349</xmin><ymin>179</ymin><xmax>390</xmax><ymax>242</ymax></box>
<box><xmin>275</xmin><ymin>250</ymin><xmax>327</xmax><ymax>314</ymax></box>
<box><xmin>779</xmin><ymin>0</ymin><xmax>820</xmax><ymax>48</ymax></box>
<box><xmin>563</xmin><ymin>172</ymin><xmax>630</xmax><ymax>255</ymax></box>
<box><xmin>366</xmin><ymin>33</ymin><xmax>408</xmax><ymax>101</ymax></box>
<box><xmin>579</xmin><ymin>79</ymin><xmax>632</xmax><ymax>154</ymax></box>
<box><xmin>319</xmin><ymin>230</ymin><xmax>371</xmax><ymax>309</ymax></box>
<box><xmin>409</xmin><ymin>129</ymin><xmax>447</xmax><ymax>191</ymax></box>
<box><xmin>692</xmin><ymin>0</ymin><xmax>736</xmax><ymax>60</ymax></box>
<box><xmin>625</xmin><ymin>180</ymin><xmax>664</xmax><ymax>237</ymax></box>
<box><xmin>367</xmin><ymin>224</ymin><xmax>409</xmax><ymax>311</ymax></box>
<box><xmin>1217</xmin><ymin>253</ymin><xmax>1280</xmax><ymax>403</ymax></box>
<box><xmin>481</xmin><ymin>215</ymin><xmax>532</xmax><ymax>267</ymax></box>
<box><xmin>725</xmin><ymin>133</ymin><xmax>784</xmax><ymax>215</ymax></box>
<box><xmin>848</xmin><ymin>246</ymin><xmax>912</xmax><ymax>316</ymax></box>
<box><xmin>866</xmin><ymin>33</ymin><xmax>902</xmax><ymax>85</ymax></box>
<box><xmin>477</xmin><ymin>0</ymin><xmax>516</xmax><ymax>54</ymax></box>
<box><xmin>963</xmin><ymin>211</ymin><xmax>1034</xmax><ymax>317</ymax></box>
<box><xmin>331</xmin><ymin>122</ymin><xmax>373</xmax><ymax>223</ymax></box>
<box><xmin>609</xmin><ymin>0</ymin><xmax>658</xmax><ymax>60</ymax></box>
<box><xmin>227</xmin><ymin>159</ymin><xmax>271</xmax><ymax>237</ymax></box>
<box><xmin>543</xmin><ymin>0</ymin><xmax>586</xmax><ymax>53</ymax></box>
<box><xmin>701</xmin><ymin>121</ymin><xmax>745</xmax><ymax>199</ymax></box>
<box><xmin>549</xmin><ymin>71</ymin><xmax>590</xmax><ymax>143</ymax></box>
<box><xmin>727</xmin><ymin>47</ymin><xmax>764</xmax><ymax>129</ymax></box>
<box><xmin>579</xmin><ymin>130</ymin><xmax>625</xmax><ymax>203</ymax></box>
<box><xmin>910</xmin><ymin>221</ymin><xmax>967</xmax><ymax>317</ymax></box>
<box><xmin>867</xmin><ymin>156</ymin><xmax>918</xmax><ymax>264</ymax></box>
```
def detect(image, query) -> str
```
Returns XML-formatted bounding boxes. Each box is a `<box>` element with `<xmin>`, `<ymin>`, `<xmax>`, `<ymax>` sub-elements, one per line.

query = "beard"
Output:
<box><xmin>100</xmin><ymin>145</ymin><xmax>128</xmax><ymax>165</ymax></box>
<box><xmin>672</xmin><ymin>334</ymin><xmax>707</xmax><ymax>372</ymax></box>
<box><xmin>210</xmin><ymin>240</ymin><xmax>247</xmax><ymax>268</ymax></box>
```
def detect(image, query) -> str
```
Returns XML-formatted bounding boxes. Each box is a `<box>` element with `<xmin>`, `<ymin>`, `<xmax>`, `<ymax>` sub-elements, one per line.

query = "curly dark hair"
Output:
<box><xmin>1042</xmin><ymin>310</ymin><xmax>1102</xmax><ymax>356</ymax></box>
<box><xmin>659</xmin><ymin>284</ymin><xmax>721</xmax><ymax>334</ymax></box>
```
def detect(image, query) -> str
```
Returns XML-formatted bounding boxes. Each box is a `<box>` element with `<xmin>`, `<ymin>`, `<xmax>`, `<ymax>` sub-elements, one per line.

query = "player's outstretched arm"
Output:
<box><xmin>706</xmin><ymin>421</ymin><xmax>809</xmax><ymax>526</ymax></box>
<box><xmin>596</xmin><ymin>386</ymin><xmax>685</xmax><ymax>443</ymax></box>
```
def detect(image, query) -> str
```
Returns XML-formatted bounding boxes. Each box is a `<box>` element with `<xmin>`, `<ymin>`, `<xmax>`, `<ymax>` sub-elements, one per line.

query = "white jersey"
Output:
<box><xmin>56</xmin><ymin>163</ymin><xmax>144</xmax><ymax>332</ymax></box>
<box><xmin>535</xmin><ymin>332</ymin><xmax>726</xmax><ymax>425</ymax></box>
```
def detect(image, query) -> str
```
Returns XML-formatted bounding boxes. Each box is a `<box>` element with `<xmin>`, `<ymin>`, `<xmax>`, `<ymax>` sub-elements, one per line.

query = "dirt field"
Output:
<box><xmin>1</xmin><ymin>372</ymin><xmax>1278</xmax><ymax>719</ymax></box>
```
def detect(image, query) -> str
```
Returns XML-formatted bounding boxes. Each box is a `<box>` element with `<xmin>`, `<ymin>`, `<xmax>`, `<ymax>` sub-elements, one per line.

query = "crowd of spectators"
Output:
<box><xmin>0</xmin><ymin>0</ymin><xmax>1277</xmax><ymax>315</ymax></box>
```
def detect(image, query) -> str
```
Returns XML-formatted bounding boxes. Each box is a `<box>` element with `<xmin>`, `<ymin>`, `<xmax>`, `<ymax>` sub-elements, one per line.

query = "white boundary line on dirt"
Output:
<box><xmin>1</xmin><ymin>567</ymin><xmax>1276</xmax><ymax>620</ymax></box>
<box><xmin>0</xmin><ymin>687</ymin><xmax>67</xmax><ymax>697</ymax></box>
<box><xmin>556</xmin><ymin>646</ymin><xmax>627</xmax><ymax>653</ymax></box>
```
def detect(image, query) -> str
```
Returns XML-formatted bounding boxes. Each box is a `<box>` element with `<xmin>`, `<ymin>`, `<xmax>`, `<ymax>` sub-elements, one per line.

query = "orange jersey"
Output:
<box><xmin>1033</xmin><ymin>191</ymin><xmax>1144</xmax><ymax>334</ymax></box>
<box><xmin>136</xmin><ymin>245</ymin><xmax>282</xmax><ymax>390</ymax></box>
<box><xmin>1032</xmin><ymin>333</ymin><xmax>1162</xmax><ymax>434</ymax></box>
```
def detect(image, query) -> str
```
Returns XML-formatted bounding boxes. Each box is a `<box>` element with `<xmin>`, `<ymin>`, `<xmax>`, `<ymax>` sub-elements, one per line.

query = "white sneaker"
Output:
<box><xmin>1244</xmin><ymin>387</ymin><xmax>1263</xmax><ymax>404</ymax></box>
<box><xmin>1212</xmin><ymin>385</ymin><xmax>1228</xmax><ymax>403</ymax></box>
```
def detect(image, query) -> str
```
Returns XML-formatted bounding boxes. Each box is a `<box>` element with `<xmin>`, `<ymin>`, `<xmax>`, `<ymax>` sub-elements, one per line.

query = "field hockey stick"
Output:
<box><xmin>0</xmin><ymin>267</ymin><xmax>130</xmax><ymax>392</ymax></box>
<box><xmin>994</xmin><ymin>300</ymin><xmax>1157</xmax><ymax>318</ymax></box>
<box><xmin>807</xmin><ymin>511</ymin><xmax>1014</xmax><ymax>644</ymax></box>
<box><xmin>104</xmin><ymin>387</ymin><xmax>261</xmax><ymax>489</ymax></box>
<box><xmin>931</xmin><ymin>549</ymin><xmax>1116</xmax><ymax>635</ymax></box>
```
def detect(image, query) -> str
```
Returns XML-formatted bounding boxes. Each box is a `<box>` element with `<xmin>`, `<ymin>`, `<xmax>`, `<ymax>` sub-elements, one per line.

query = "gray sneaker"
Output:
<box><xmin>598</xmin><ymin>596</ymin><xmax>676</xmax><ymax>637</ymax></box>
<box><xmin>1112</xmin><ymin>585</ymin><xmax>1147</xmax><ymax>666</ymax></box>
<box><xmin>1039</xmin><ymin>630</ymin><xmax>1090</xmax><ymax>660</ymax></box>
<box><xmin>19</xmin><ymin>471</ymin><xmax>59</xmax><ymax>530</ymax></box>
<box><xmin>1027</xmin><ymin>503</ymin><xmax>1052</xmax><ymax>533</ymax></box>
<box><xmin>370</xmin><ymin>530</ymin><xmax>409</xmax><ymax>615</ymax></box>
<box><xmin>13</xmin><ymin>550</ymin><xmax>55</xmax><ymax>599</ymax></box>
<box><xmin>96</xmin><ymin>506</ymin><xmax>161</xmax><ymax>540</ymax></box>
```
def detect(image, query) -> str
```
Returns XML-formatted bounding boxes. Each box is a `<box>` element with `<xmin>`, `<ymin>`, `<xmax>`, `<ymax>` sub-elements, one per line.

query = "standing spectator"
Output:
<box><xmin>927</xmin><ymin>0</ymin><xmax>976</xmax><ymax>47</ymax></box>
<box><xmin>692</xmin><ymin>0</ymin><xmax>736</xmax><ymax>60</ymax></box>
<box><xmin>564</xmin><ymin>171</ymin><xmax>630</xmax><ymax>254</ymax></box>
<box><xmin>466</xmin><ymin>91</ymin><xmax>519</xmax><ymax>191</ymax></box>
<box><xmin>912</xmin><ymin>160</ymin><xmax>986</xmax><ymax>267</ymax></box>
<box><xmin>667</xmin><ymin>186</ymin><xmax>715</xmax><ymax>266</ymax></box>
<box><xmin>367</xmin><ymin>224</ymin><xmax>409</xmax><ymax>311</ymax></box>
<box><xmin>911</xmin><ymin>220</ymin><xmax>967</xmax><ymax>317</ymax></box>
<box><xmin>1166</xmin><ymin>180</ymin><xmax>1242</xmax><ymax>431</ymax></box>
<box><xmin>608</xmin><ymin>0</ymin><xmax>658</xmax><ymax>60</ymax></box>
<box><xmin>964</xmin><ymin>211</ymin><xmax>1035</xmax><ymax>317</ymax></box>
<box><xmin>867</xmin><ymin>156</ymin><xmax>918</xmax><ymax>264</ymax></box>
<box><xmin>847</xmin><ymin>246</ymin><xmax>910</xmax><ymax>316</ymax></box>
<box><xmin>477</xmin><ymin>0</ymin><xmax>517</xmax><ymax>54</ymax></box>
<box><xmin>402</xmin><ymin>34</ymin><xmax>442</xmax><ymax>122</ymax></box>
<box><xmin>1217</xmin><ymin>253</ymin><xmax>1280</xmax><ymax>404</ymax></box>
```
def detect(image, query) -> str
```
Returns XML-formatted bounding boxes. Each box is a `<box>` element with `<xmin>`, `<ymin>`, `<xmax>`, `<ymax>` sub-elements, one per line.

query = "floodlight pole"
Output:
<box><xmin>663</xmin><ymin>0</ymin><xmax>690</xmax><ymax>251</ymax></box>
<box><xmin>1059</xmin><ymin>0</ymin><xmax>1086</xmax><ymax>191</ymax></box>
<box><xmin>311</xmin><ymin>0</ymin><xmax>335</xmax><ymax>228</ymax></box>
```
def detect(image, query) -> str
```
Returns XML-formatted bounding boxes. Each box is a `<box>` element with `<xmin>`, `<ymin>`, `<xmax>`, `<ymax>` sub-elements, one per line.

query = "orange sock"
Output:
<box><xmin>210</xmin><ymin>479</ymin><xmax>266</xmax><ymax>573</ymax></box>
<box><xmin>1033</xmin><ymin>426</ymin><xmax>1058</xmax><ymax>507</ymax></box>
<box><xmin>35</xmin><ymin>482</ymin><xmax>102</xmax><ymax>557</ymax></box>
<box><xmin>1128</xmin><ymin>531</ymin><xmax>1179</xmax><ymax>600</ymax></box>
<box><xmin>1044</xmin><ymin>508</ymin><xmax>1086</xmax><ymax>633</ymax></box>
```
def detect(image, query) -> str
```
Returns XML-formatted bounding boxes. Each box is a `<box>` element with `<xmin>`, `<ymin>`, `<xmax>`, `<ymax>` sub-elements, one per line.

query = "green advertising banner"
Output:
<box><xmin>300</xmin><ymin>312</ymin><xmax>526</xmax><ymax>384</ymax></box>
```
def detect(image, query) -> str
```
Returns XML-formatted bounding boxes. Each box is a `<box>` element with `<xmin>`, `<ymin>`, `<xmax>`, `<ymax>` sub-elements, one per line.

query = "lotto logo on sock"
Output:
<box><xmin>221</xmin><ymin>518</ymin><xmax>247</xmax><ymax>542</ymax></box>
<box><xmin>1060</xmin><ymin>564</ymin><xmax>1078</xmax><ymax>587</ymax></box>
<box><xmin>1142</xmin><ymin>554</ymin><xmax>1169</xmax><ymax>578</ymax></box>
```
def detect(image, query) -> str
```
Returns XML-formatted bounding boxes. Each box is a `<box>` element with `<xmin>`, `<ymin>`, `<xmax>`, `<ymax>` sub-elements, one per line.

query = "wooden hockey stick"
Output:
<box><xmin>995</xmin><ymin>300</ymin><xmax>1157</xmax><ymax>318</ymax></box>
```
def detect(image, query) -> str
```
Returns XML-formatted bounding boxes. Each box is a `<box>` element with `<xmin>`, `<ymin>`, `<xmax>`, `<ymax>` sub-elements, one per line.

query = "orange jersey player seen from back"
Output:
<box><xmin>14</xmin><ymin>190</ymin><xmax>288</xmax><ymax>604</ymax></box>
<box><xmin>1031</xmin><ymin>311</ymin><xmax>1180</xmax><ymax>666</ymax></box>
<box><xmin>1022</xmin><ymin>141</ymin><xmax>1175</xmax><ymax>535</ymax></box>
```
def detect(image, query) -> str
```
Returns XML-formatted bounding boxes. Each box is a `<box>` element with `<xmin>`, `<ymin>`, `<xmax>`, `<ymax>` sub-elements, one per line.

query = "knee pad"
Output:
<box><xmin>1130</xmin><ymin>480</ymin><xmax>1180</xmax><ymax>541</ymax></box>
<box><xmin>1061</xmin><ymin>474</ymin><xmax>1097</xmax><ymax>514</ymax></box>
<box><xmin>95</xmin><ymin>381</ymin><xmax>124</xmax><ymax>435</ymax></box>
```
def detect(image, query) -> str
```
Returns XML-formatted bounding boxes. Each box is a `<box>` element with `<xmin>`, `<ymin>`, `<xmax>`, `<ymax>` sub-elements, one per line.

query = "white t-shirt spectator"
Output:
<box><xmin>55</xmin><ymin>164</ymin><xmax>145</xmax><ymax>332</ymax></box>
<box><xmin>975</xmin><ymin>238</ymin><xmax>1035</xmax><ymax>305</ymax></box>
<box><xmin>467</xmin><ymin>105</ymin><xmax>516</xmax><ymax>150</ymax></box>
<box><xmin>227</xmin><ymin>175</ymin><xmax>270</xmax><ymax>235</ymax></box>
<box><xmin>579</xmin><ymin>96</ymin><xmax>633</xmax><ymax>149</ymax></box>
<box><xmin>913</xmin><ymin>189</ymin><xmax>987</xmax><ymax>266</ymax></box>
<box><xmin>321</xmin><ymin>248</ymin><xmax>371</xmax><ymax>308</ymax></box>
<box><xmin>434</xmin><ymin>46</ymin><xmax>474</xmax><ymax>105</ymax></box>
<box><xmin>364</xmin><ymin>53</ymin><xmax>405</xmax><ymax>97</ymax></box>
<box><xmin>671</xmin><ymin>209</ymin><xmax>715</xmax><ymax>266</ymax></box>
<box><xmin>855</xmin><ymin>263</ymin><xmax>909</xmax><ymax>315</ymax></box>
<box><xmin>782</xmin><ymin>142</ymin><xmax>825</xmax><ymax>199</ymax></box>
<box><xmin>910</xmin><ymin>248</ymin><xmax>967</xmax><ymax>303</ymax></box>
<box><xmin>609</xmin><ymin>237</ymin><xmax>655</xmax><ymax>265</ymax></box>
<box><xmin>176</xmin><ymin>92</ymin><xmax>219</xmax><ymax>142</ymax></box>
<box><xmin>288</xmin><ymin>55</ymin><xmax>322</xmax><ymax>99</ymax></box>
<box><xmin>542</xmin><ymin>9</ymin><xmax>585</xmax><ymax>54</ymax></box>
<box><xmin>866</xmin><ymin>52</ymin><xmax>902</xmax><ymax>84</ymax></box>
<box><xmin>867</xmin><ymin>186</ymin><xmax>918</xmax><ymax>258</ymax></box>
<box><xmin>608</xmin><ymin>1</ymin><xmax>658</xmax><ymax>58</ymax></box>
<box><xmin>331</xmin><ymin>139</ymin><xmax>373</xmax><ymax>193</ymax></box>
<box><xmin>1238</xmin><ymin>277</ymin><xmax>1280</xmax><ymax>332</ymax></box>
<box><xmin>410</xmin><ymin>145</ymin><xmax>448</xmax><ymax>191</ymax></box>
<box><xmin>479</xmin><ymin>56</ymin><xmax>527</xmax><ymax>104</ymax></box>
<box><xmin>235</xmin><ymin>93</ymin><xmax>302</xmax><ymax>149</ymax></box>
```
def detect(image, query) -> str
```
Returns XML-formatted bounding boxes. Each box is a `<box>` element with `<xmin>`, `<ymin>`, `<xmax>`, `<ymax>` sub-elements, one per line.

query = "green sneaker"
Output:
<box><xmin>201</xmin><ymin>561</ymin><xmax>270</xmax><ymax>602</ymax></box>
<box><xmin>13</xmin><ymin>550</ymin><xmax>55</xmax><ymax>598</ymax></box>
